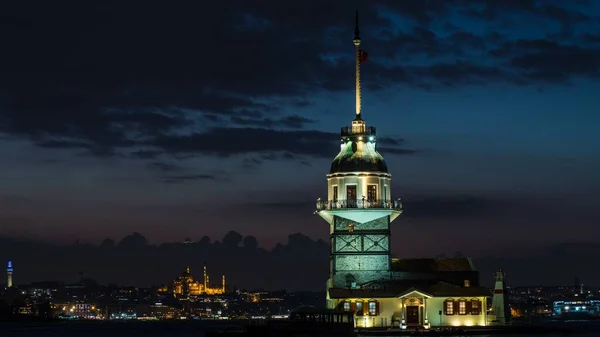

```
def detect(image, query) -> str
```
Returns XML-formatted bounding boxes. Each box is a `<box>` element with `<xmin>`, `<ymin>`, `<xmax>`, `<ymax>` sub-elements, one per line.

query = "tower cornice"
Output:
<box><xmin>327</xmin><ymin>172</ymin><xmax>391</xmax><ymax>179</ymax></box>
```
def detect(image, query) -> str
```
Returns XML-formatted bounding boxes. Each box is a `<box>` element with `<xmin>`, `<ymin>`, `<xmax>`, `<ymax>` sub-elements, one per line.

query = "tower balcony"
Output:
<box><xmin>341</xmin><ymin>126</ymin><xmax>376</xmax><ymax>137</ymax></box>
<box><xmin>316</xmin><ymin>199</ymin><xmax>402</xmax><ymax>211</ymax></box>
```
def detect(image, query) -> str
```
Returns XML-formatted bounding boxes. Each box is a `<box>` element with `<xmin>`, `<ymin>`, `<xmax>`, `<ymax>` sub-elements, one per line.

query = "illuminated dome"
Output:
<box><xmin>330</xmin><ymin>138</ymin><xmax>388</xmax><ymax>174</ymax></box>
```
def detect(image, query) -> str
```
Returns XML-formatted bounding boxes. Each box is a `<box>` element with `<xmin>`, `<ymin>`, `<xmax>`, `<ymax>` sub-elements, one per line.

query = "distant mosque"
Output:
<box><xmin>158</xmin><ymin>264</ymin><xmax>225</xmax><ymax>298</ymax></box>
<box><xmin>314</xmin><ymin>12</ymin><xmax>507</xmax><ymax>329</ymax></box>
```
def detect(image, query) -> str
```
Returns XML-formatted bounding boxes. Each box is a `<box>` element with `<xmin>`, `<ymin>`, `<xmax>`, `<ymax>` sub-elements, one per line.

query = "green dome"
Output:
<box><xmin>330</xmin><ymin>140</ymin><xmax>388</xmax><ymax>174</ymax></box>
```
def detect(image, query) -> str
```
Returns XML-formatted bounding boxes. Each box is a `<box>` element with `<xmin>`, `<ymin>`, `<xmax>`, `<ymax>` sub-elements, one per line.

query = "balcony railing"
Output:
<box><xmin>341</xmin><ymin>126</ymin><xmax>376</xmax><ymax>137</ymax></box>
<box><xmin>316</xmin><ymin>199</ymin><xmax>403</xmax><ymax>211</ymax></box>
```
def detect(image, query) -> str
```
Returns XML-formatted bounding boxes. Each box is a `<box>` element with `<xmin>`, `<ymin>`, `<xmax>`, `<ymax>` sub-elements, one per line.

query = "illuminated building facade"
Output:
<box><xmin>7</xmin><ymin>260</ymin><xmax>13</xmax><ymax>288</ymax></box>
<box><xmin>158</xmin><ymin>264</ymin><xmax>225</xmax><ymax>298</ymax></box>
<box><xmin>315</xmin><ymin>12</ymin><xmax>491</xmax><ymax>329</ymax></box>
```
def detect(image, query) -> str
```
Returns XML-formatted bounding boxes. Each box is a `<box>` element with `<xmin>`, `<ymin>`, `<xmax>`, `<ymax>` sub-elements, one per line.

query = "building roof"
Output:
<box><xmin>329</xmin><ymin>280</ymin><xmax>491</xmax><ymax>299</ymax></box>
<box><xmin>329</xmin><ymin>140</ymin><xmax>388</xmax><ymax>174</ymax></box>
<box><xmin>391</xmin><ymin>258</ymin><xmax>476</xmax><ymax>272</ymax></box>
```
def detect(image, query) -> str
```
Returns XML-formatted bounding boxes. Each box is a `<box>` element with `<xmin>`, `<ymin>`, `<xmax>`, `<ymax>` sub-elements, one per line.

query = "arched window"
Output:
<box><xmin>444</xmin><ymin>299</ymin><xmax>454</xmax><ymax>315</ymax></box>
<box><xmin>470</xmin><ymin>298</ymin><xmax>482</xmax><ymax>315</ymax></box>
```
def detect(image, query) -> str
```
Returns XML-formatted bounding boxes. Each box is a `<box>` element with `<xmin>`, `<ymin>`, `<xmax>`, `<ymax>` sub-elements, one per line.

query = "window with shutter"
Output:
<box><xmin>368</xmin><ymin>301</ymin><xmax>378</xmax><ymax>316</ymax></box>
<box><xmin>444</xmin><ymin>299</ymin><xmax>454</xmax><ymax>315</ymax></box>
<box><xmin>356</xmin><ymin>301</ymin><xmax>364</xmax><ymax>316</ymax></box>
<box><xmin>343</xmin><ymin>302</ymin><xmax>351</xmax><ymax>312</ymax></box>
<box><xmin>470</xmin><ymin>299</ymin><xmax>481</xmax><ymax>315</ymax></box>
<box><xmin>458</xmin><ymin>300</ymin><xmax>467</xmax><ymax>315</ymax></box>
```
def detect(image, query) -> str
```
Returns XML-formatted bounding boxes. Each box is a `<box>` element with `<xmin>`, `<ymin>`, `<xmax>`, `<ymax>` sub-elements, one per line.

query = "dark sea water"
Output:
<box><xmin>0</xmin><ymin>320</ymin><xmax>244</xmax><ymax>337</ymax></box>
<box><xmin>2</xmin><ymin>321</ymin><xmax>600</xmax><ymax>337</ymax></box>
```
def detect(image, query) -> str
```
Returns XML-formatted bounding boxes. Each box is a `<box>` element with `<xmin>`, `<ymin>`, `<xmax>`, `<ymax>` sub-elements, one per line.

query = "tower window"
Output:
<box><xmin>333</xmin><ymin>186</ymin><xmax>338</xmax><ymax>201</ymax></box>
<box><xmin>367</xmin><ymin>185</ymin><xmax>377</xmax><ymax>202</ymax></box>
<box><xmin>346</xmin><ymin>185</ymin><xmax>357</xmax><ymax>207</ymax></box>
<box><xmin>343</xmin><ymin>302</ymin><xmax>351</xmax><ymax>311</ymax></box>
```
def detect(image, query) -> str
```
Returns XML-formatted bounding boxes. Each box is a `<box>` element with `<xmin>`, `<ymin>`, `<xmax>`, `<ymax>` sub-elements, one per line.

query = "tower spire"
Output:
<box><xmin>353</xmin><ymin>10</ymin><xmax>362</xmax><ymax>119</ymax></box>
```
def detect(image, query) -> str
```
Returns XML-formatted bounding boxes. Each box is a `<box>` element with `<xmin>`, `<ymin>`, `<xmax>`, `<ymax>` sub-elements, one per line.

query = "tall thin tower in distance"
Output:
<box><xmin>7</xmin><ymin>261</ymin><xmax>13</xmax><ymax>288</ymax></box>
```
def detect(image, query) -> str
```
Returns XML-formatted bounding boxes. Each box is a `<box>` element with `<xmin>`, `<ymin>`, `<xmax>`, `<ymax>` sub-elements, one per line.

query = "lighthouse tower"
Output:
<box><xmin>491</xmin><ymin>269</ymin><xmax>509</xmax><ymax>325</ymax></box>
<box><xmin>316</xmin><ymin>12</ymin><xmax>402</xmax><ymax>306</ymax></box>
<box><xmin>7</xmin><ymin>261</ymin><xmax>13</xmax><ymax>288</ymax></box>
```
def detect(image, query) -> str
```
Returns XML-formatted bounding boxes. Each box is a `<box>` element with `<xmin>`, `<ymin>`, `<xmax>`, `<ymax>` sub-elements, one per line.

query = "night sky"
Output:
<box><xmin>1</xmin><ymin>1</ymin><xmax>600</xmax><ymax>288</ymax></box>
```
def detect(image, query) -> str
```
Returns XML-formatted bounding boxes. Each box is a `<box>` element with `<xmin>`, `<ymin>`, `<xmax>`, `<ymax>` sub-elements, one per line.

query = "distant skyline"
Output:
<box><xmin>1</xmin><ymin>0</ymin><xmax>600</xmax><ymax>266</ymax></box>
<box><xmin>2</xmin><ymin>233</ymin><xmax>600</xmax><ymax>290</ymax></box>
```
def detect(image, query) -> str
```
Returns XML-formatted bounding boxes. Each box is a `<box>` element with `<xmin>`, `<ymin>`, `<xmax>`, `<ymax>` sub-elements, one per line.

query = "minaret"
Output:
<box><xmin>203</xmin><ymin>263</ymin><xmax>207</xmax><ymax>290</ymax></box>
<box><xmin>316</xmin><ymin>12</ymin><xmax>402</xmax><ymax>308</ymax></box>
<box><xmin>6</xmin><ymin>261</ymin><xmax>12</xmax><ymax>288</ymax></box>
<box><xmin>491</xmin><ymin>269</ymin><xmax>508</xmax><ymax>325</ymax></box>
<box><xmin>222</xmin><ymin>274</ymin><xmax>226</xmax><ymax>293</ymax></box>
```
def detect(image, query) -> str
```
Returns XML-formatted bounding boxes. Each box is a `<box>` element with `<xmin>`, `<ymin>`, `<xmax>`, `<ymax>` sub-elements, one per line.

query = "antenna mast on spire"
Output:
<box><xmin>353</xmin><ymin>10</ymin><xmax>362</xmax><ymax>119</ymax></box>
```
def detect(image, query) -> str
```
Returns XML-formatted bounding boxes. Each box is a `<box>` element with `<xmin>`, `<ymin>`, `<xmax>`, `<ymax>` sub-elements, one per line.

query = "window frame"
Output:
<box><xmin>355</xmin><ymin>301</ymin><xmax>364</xmax><ymax>316</ymax></box>
<box><xmin>470</xmin><ymin>299</ymin><xmax>481</xmax><ymax>315</ymax></box>
<box><xmin>343</xmin><ymin>301</ymin><xmax>351</xmax><ymax>312</ymax></box>
<box><xmin>366</xmin><ymin>184</ymin><xmax>377</xmax><ymax>202</ymax></box>
<box><xmin>444</xmin><ymin>299</ymin><xmax>454</xmax><ymax>315</ymax></box>
<box><xmin>346</xmin><ymin>184</ymin><xmax>357</xmax><ymax>202</ymax></box>
<box><xmin>458</xmin><ymin>300</ymin><xmax>467</xmax><ymax>315</ymax></box>
<box><xmin>368</xmin><ymin>301</ymin><xmax>378</xmax><ymax>316</ymax></box>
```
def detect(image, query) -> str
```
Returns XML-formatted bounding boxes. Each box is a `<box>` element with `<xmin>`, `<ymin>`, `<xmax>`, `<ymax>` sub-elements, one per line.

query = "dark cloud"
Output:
<box><xmin>143</xmin><ymin>127</ymin><xmax>417</xmax><ymax>162</ymax></box>
<box><xmin>490</xmin><ymin>40</ymin><xmax>600</xmax><ymax>83</ymax></box>
<box><xmin>159</xmin><ymin>174</ymin><xmax>225</xmax><ymax>184</ymax></box>
<box><xmin>230</xmin><ymin>115</ymin><xmax>316</xmax><ymax>129</ymax></box>
<box><xmin>0</xmin><ymin>0</ymin><xmax>597</xmax><ymax>160</ymax></box>
<box><xmin>402</xmin><ymin>195</ymin><xmax>509</xmax><ymax>219</ymax></box>
<box><xmin>146</xmin><ymin>162</ymin><xmax>182</xmax><ymax>173</ymax></box>
<box><xmin>130</xmin><ymin>150</ymin><xmax>164</xmax><ymax>160</ymax></box>
<box><xmin>466</xmin><ymin>0</ymin><xmax>590</xmax><ymax>26</ymax></box>
<box><xmin>147</xmin><ymin>128</ymin><xmax>337</xmax><ymax>157</ymax></box>
<box><xmin>146</xmin><ymin>162</ymin><xmax>228</xmax><ymax>183</ymax></box>
<box><xmin>379</xmin><ymin>147</ymin><xmax>418</xmax><ymax>155</ymax></box>
<box><xmin>242</xmin><ymin>152</ymin><xmax>298</xmax><ymax>169</ymax></box>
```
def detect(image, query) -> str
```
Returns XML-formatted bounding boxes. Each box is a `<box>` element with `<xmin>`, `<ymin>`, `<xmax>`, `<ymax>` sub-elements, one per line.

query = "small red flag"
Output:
<box><xmin>359</xmin><ymin>49</ymin><xmax>368</xmax><ymax>63</ymax></box>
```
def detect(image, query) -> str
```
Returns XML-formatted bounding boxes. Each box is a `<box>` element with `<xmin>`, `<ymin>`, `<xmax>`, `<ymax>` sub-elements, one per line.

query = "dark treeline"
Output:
<box><xmin>0</xmin><ymin>231</ymin><xmax>329</xmax><ymax>291</ymax></box>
